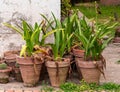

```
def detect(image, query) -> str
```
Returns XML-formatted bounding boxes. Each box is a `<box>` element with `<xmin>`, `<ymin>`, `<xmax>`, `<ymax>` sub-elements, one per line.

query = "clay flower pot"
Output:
<box><xmin>4</xmin><ymin>50</ymin><xmax>20</xmax><ymax>77</ymax></box>
<box><xmin>75</xmin><ymin>58</ymin><xmax>83</xmax><ymax>80</ymax></box>
<box><xmin>72</xmin><ymin>48</ymin><xmax>85</xmax><ymax>58</ymax></box>
<box><xmin>45</xmin><ymin>59</ymin><xmax>70</xmax><ymax>87</ymax></box>
<box><xmin>76</xmin><ymin>58</ymin><xmax>103</xmax><ymax>84</ymax></box>
<box><xmin>113</xmin><ymin>37</ymin><xmax>120</xmax><ymax>43</ymax></box>
<box><xmin>0</xmin><ymin>67</ymin><xmax>12</xmax><ymax>83</ymax></box>
<box><xmin>17</xmin><ymin>57</ymin><xmax>43</xmax><ymax>87</ymax></box>
<box><xmin>14</xmin><ymin>67</ymin><xmax>23</xmax><ymax>82</ymax></box>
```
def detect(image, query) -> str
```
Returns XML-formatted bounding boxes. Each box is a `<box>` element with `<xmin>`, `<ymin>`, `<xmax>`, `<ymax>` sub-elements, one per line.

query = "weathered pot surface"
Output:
<box><xmin>46</xmin><ymin>58</ymin><xmax>70</xmax><ymax>87</ymax></box>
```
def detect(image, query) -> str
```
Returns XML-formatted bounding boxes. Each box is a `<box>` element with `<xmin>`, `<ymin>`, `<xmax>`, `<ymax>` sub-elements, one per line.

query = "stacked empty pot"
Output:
<box><xmin>113</xmin><ymin>27</ymin><xmax>120</xmax><ymax>43</ymax></box>
<box><xmin>72</xmin><ymin>47</ymin><xmax>84</xmax><ymax>80</ymax></box>
<box><xmin>4</xmin><ymin>50</ymin><xmax>23</xmax><ymax>82</ymax></box>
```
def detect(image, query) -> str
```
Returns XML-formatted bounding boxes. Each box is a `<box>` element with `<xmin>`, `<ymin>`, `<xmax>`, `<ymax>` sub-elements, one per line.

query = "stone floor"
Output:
<box><xmin>0</xmin><ymin>43</ymin><xmax>120</xmax><ymax>91</ymax></box>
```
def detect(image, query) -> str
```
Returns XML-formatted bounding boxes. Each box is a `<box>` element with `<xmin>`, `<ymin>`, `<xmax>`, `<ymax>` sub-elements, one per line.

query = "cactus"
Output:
<box><xmin>0</xmin><ymin>63</ymin><xmax>7</xmax><ymax>70</ymax></box>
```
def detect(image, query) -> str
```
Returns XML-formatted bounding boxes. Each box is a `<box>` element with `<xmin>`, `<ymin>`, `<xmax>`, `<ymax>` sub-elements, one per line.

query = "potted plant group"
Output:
<box><xmin>0</xmin><ymin>63</ymin><xmax>12</xmax><ymax>83</ymax></box>
<box><xmin>4</xmin><ymin>20</ymin><xmax>48</xmax><ymax>87</ymax></box>
<box><xmin>74</xmin><ymin>15</ymin><xmax>118</xmax><ymax>84</ymax></box>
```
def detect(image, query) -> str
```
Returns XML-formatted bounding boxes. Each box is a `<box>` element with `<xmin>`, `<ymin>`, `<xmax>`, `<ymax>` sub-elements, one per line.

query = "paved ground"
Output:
<box><xmin>0</xmin><ymin>43</ymin><xmax>120</xmax><ymax>91</ymax></box>
<box><xmin>100</xmin><ymin>43</ymin><xmax>120</xmax><ymax>84</ymax></box>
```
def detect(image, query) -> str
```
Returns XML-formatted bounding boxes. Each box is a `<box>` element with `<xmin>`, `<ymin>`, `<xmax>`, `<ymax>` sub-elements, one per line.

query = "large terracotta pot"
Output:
<box><xmin>17</xmin><ymin>57</ymin><xmax>43</xmax><ymax>87</ymax></box>
<box><xmin>76</xmin><ymin>58</ymin><xmax>103</xmax><ymax>84</ymax></box>
<box><xmin>0</xmin><ymin>67</ymin><xmax>12</xmax><ymax>83</ymax></box>
<box><xmin>45</xmin><ymin>59</ymin><xmax>70</xmax><ymax>87</ymax></box>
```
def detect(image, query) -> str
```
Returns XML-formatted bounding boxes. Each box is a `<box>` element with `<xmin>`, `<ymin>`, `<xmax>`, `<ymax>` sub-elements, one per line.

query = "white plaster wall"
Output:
<box><xmin>0</xmin><ymin>0</ymin><xmax>60</xmax><ymax>57</ymax></box>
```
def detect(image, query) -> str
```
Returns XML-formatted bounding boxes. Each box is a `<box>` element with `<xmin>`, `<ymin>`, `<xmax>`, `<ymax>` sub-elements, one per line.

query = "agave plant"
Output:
<box><xmin>75</xmin><ymin>16</ymin><xmax>118</xmax><ymax>61</ymax></box>
<box><xmin>4</xmin><ymin>20</ymin><xmax>47</xmax><ymax>57</ymax></box>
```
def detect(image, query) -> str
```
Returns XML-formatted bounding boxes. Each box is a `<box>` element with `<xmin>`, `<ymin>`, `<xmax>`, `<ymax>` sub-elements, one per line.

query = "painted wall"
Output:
<box><xmin>0</xmin><ymin>0</ymin><xmax>60</xmax><ymax>57</ymax></box>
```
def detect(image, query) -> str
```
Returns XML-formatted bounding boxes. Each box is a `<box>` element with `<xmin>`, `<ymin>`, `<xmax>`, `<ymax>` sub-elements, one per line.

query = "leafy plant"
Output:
<box><xmin>116</xmin><ymin>60</ymin><xmax>120</xmax><ymax>64</ymax></box>
<box><xmin>74</xmin><ymin>14</ymin><xmax>118</xmax><ymax>61</ymax></box>
<box><xmin>0</xmin><ymin>63</ymin><xmax>7</xmax><ymax>70</ymax></box>
<box><xmin>4</xmin><ymin>20</ymin><xmax>46</xmax><ymax>57</ymax></box>
<box><xmin>60</xmin><ymin>82</ymin><xmax>78</xmax><ymax>92</ymax></box>
<box><xmin>61</xmin><ymin>0</ymin><xmax>71</xmax><ymax>18</ymax></box>
<box><xmin>99</xmin><ymin>82</ymin><xmax>120</xmax><ymax>91</ymax></box>
<box><xmin>42</xmin><ymin>13</ymin><xmax>77</xmax><ymax>60</ymax></box>
<box><xmin>60</xmin><ymin>81</ymin><xmax>120</xmax><ymax>91</ymax></box>
<box><xmin>41</xmin><ymin>86</ymin><xmax>54</xmax><ymax>92</ymax></box>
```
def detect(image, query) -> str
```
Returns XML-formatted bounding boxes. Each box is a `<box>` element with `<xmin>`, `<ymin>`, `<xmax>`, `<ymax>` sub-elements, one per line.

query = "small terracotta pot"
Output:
<box><xmin>14</xmin><ymin>67</ymin><xmax>23</xmax><ymax>82</ymax></box>
<box><xmin>17</xmin><ymin>57</ymin><xmax>43</xmax><ymax>87</ymax></box>
<box><xmin>4</xmin><ymin>50</ymin><xmax>19</xmax><ymax>77</ymax></box>
<box><xmin>113</xmin><ymin>37</ymin><xmax>120</xmax><ymax>43</ymax></box>
<box><xmin>63</xmin><ymin>54</ymin><xmax>73</xmax><ymax>61</ymax></box>
<box><xmin>45</xmin><ymin>59</ymin><xmax>70</xmax><ymax>87</ymax></box>
<box><xmin>76</xmin><ymin>58</ymin><xmax>103</xmax><ymax>84</ymax></box>
<box><xmin>72</xmin><ymin>48</ymin><xmax>85</xmax><ymax>58</ymax></box>
<box><xmin>0</xmin><ymin>67</ymin><xmax>12</xmax><ymax>83</ymax></box>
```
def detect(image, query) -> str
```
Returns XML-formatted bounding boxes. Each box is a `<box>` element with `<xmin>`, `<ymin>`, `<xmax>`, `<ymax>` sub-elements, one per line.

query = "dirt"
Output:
<box><xmin>0</xmin><ymin>43</ymin><xmax>120</xmax><ymax>90</ymax></box>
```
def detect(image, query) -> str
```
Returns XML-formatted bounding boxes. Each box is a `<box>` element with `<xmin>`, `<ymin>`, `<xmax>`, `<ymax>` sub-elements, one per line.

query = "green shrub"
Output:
<box><xmin>60</xmin><ymin>81</ymin><xmax>120</xmax><ymax>91</ymax></box>
<box><xmin>99</xmin><ymin>82</ymin><xmax>120</xmax><ymax>91</ymax></box>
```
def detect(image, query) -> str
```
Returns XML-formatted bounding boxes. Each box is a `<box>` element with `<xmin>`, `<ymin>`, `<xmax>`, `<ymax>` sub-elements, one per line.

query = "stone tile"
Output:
<box><xmin>0</xmin><ymin>89</ymin><xmax>5</xmax><ymax>92</ymax></box>
<box><xmin>33</xmin><ymin>90</ymin><xmax>41</xmax><ymax>92</ymax></box>
<box><xmin>24</xmin><ymin>91</ymin><xmax>32</xmax><ymax>92</ymax></box>
<box><xmin>5</xmin><ymin>90</ymin><xmax>14</xmax><ymax>92</ymax></box>
<box><xmin>14</xmin><ymin>89</ymin><xmax>23</xmax><ymax>92</ymax></box>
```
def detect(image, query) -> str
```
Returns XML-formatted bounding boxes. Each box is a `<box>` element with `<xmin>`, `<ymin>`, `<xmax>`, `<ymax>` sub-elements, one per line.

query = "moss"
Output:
<box><xmin>0</xmin><ymin>63</ymin><xmax>7</xmax><ymax>70</ymax></box>
<box><xmin>0</xmin><ymin>78</ymin><xmax>9</xmax><ymax>83</ymax></box>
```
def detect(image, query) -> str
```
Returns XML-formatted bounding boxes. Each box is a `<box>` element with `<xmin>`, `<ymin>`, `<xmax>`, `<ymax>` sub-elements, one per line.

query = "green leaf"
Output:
<box><xmin>3</xmin><ymin>23</ymin><xmax>23</xmax><ymax>35</ymax></box>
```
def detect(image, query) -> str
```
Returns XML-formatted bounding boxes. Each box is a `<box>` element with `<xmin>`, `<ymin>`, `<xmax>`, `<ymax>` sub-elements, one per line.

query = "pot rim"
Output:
<box><xmin>76</xmin><ymin>58</ymin><xmax>103</xmax><ymax>69</ymax></box>
<box><xmin>0</xmin><ymin>67</ymin><xmax>12</xmax><ymax>72</ymax></box>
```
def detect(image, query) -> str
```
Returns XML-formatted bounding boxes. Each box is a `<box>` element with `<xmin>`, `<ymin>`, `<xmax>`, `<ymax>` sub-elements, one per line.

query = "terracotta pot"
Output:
<box><xmin>17</xmin><ymin>57</ymin><xmax>43</xmax><ymax>87</ymax></box>
<box><xmin>100</xmin><ymin>0</ymin><xmax>120</xmax><ymax>5</ymax></box>
<box><xmin>4</xmin><ymin>55</ymin><xmax>16</xmax><ymax>67</ymax></box>
<box><xmin>0</xmin><ymin>67</ymin><xmax>12</xmax><ymax>83</ymax></box>
<box><xmin>76</xmin><ymin>58</ymin><xmax>103</xmax><ymax>84</ymax></box>
<box><xmin>4</xmin><ymin>50</ymin><xmax>19</xmax><ymax>57</ymax></box>
<box><xmin>14</xmin><ymin>67</ymin><xmax>23</xmax><ymax>82</ymax></box>
<box><xmin>4</xmin><ymin>50</ymin><xmax>19</xmax><ymax>77</ymax></box>
<box><xmin>45</xmin><ymin>59</ymin><xmax>70</xmax><ymax>87</ymax></box>
<box><xmin>63</xmin><ymin>54</ymin><xmax>73</xmax><ymax>61</ymax></box>
<box><xmin>4</xmin><ymin>55</ymin><xmax>16</xmax><ymax>77</ymax></box>
<box><xmin>72</xmin><ymin>48</ymin><xmax>85</xmax><ymax>58</ymax></box>
<box><xmin>39</xmin><ymin>62</ymin><xmax>48</xmax><ymax>81</ymax></box>
<box><xmin>75</xmin><ymin>58</ymin><xmax>83</xmax><ymax>80</ymax></box>
<box><xmin>113</xmin><ymin>37</ymin><xmax>120</xmax><ymax>43</ymax></box>
<box><xmin>4</xmin><ymin>51</ymin><xmax>19</xmax><ymax>66</ymax></box>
